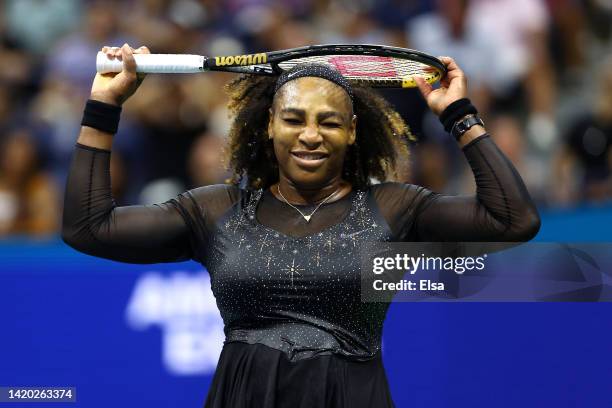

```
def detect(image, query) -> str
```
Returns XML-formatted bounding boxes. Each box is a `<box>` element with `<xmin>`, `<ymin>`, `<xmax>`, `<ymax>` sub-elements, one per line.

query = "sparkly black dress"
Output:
<box><xmin>62</xmin><ymin>135</ymin><xmax>540</xmax><ymax>408</ymax></box>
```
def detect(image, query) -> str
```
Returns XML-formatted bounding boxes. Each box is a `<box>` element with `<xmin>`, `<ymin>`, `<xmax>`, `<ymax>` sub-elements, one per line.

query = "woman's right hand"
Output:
<box><xmin>90</xmin><ymin>43</ymin><xmax>150</xmax><ymax>106</ymax></box>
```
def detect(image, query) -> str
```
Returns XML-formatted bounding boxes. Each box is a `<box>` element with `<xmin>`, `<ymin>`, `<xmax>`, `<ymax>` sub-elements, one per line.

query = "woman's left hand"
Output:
<box><xmin>414</xmin><ymin>56</ymin><xmax>467</xmax><ymax>116</ymax></box>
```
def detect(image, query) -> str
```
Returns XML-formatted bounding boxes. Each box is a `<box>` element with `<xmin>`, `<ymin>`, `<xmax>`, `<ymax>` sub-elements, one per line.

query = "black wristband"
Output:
<box><xmin>81</xmin><ymin>99</ymin><xmax>122</xmax><ymax>134</ymax></box>
<box><xmin>439</xmin><ymin>98</ymin><xmax>477</xmax><ymax>133</ymax></box>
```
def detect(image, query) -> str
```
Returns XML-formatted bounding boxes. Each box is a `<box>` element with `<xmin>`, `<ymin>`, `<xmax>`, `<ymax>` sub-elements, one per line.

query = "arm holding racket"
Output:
<box><xmin>412</xmin><ymin>57</ymin><xmax>540</xmax><ymax>241</ymax></box>
<box><xmin>80</xmin><ymin>43</ymin><xmax>149</xmax><ymax>150</ymax></box>
<box><xmin>62</xmin><ymin>43</ymin><xmax>193</xmax><ymax>263</ymax></box>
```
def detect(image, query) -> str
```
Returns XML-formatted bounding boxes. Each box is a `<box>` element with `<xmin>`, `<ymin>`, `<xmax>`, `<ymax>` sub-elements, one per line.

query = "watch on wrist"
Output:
<box><xmin>451</xmin><ymin>114</ymin><xmax>484</xmax><ymax>140</ymax></box>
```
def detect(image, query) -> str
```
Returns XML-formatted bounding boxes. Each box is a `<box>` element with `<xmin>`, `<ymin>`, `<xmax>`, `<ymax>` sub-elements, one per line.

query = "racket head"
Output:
<box><xmin>206</xmin><ymin>44</ymin><xmax>446</xmax><ymax>88</ymax></box>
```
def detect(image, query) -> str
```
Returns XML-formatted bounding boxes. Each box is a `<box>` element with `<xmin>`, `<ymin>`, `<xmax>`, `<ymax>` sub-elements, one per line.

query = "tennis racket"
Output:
<box><xmin>96</xmin><ymin>44</ymin><xmax>446</xmax><ymax>88</ymax></box>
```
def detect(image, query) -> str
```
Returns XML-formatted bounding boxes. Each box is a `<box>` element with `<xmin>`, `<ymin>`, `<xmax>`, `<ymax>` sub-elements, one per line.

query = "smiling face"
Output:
<box><xmin>268</xmin><ymin>77</ymin><xmax>356</xmax><ymax>190</ymax></box>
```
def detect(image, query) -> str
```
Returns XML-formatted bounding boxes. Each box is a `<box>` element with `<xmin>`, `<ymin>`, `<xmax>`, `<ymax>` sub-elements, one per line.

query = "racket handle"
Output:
<box><xmin>96</xmin><ymin>52</ymin><xmax>206</xmax><ymax>74</ymax></box>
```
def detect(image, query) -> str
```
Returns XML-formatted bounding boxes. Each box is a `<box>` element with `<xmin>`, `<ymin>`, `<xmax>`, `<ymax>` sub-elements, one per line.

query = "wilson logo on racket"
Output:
<box><xmin>214</xmin><ymin>53</ymin><xmax>267</xmax><ymax>66</ymax></box>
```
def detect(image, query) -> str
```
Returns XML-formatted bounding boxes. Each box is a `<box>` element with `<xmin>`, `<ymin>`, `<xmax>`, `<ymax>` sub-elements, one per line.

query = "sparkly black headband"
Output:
<box><xmin>274</xmin><ymin>63</ymin><xmax>354</xmax><ymax>101</ymax></box>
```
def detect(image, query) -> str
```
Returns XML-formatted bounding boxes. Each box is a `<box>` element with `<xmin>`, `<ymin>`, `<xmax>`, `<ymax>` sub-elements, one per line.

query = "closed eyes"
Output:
<box><xmin>281</xmin><ymin>118</ymin><xmax>342</xmax><ymax>128</ymax></box>
<box><xmin>283</xmin><ymin>118</ymin><xmax>301</xmax><ymax>124</ymax></box>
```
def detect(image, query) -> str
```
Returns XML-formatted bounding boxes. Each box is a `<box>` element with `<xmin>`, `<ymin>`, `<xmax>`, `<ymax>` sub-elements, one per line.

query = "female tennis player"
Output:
<box><xmin>63</xmin><ymin>44</ymin><xmax>540</xmax><ymax>407</ymax></box>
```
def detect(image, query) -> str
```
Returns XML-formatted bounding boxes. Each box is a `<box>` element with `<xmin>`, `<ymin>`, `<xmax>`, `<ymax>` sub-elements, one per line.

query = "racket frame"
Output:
<box><xmin>96</xmin><ymin>44</ymin><xmax>446</xmax><ymax>88</ymax></box>
<box><xmin>204</xmin><ymin>44</ymin><xmax>446</xmax><ymax>88</ymax></box>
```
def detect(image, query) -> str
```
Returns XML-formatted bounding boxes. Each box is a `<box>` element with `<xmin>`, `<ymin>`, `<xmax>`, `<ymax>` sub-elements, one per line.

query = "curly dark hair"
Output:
<box><xmin>224</xmin><ymin>74</ymin><xmax>414</xmax><ymax>189</ymax></box>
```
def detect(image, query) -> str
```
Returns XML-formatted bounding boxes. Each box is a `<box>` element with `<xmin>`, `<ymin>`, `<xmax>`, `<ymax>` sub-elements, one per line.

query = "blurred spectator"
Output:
<box><xmin>121</xmin><ymin>0</ymin><xmax>207</xmax><ymax>54</ymax></box>
<box><xmin>188</xmin><ymin>132</ymin><xmax>232</xmax><ymax>188</ymax></box>
<box><xmin>546</xmin><ymin>0</ymin><xmax>587</xmax><ymax>80</ymax></box>
<box><xmin>553</xmin><ymin>57</ymin><xmax>612</xmax><ymax>205</ymax></box>
<box><xmin>47</xmin><ymin>1</ymin><xmax>128</xmax><ymax>94</ymax></box>
<box><xmin>127</xmin><ymin>75</ymin><xmax>210</xmax><ymax>202</ymax></box>
<box><xmin>585</xmin><ymin>0</ymin><xmax>612</xmax><ymax>44</ymax></box>
<box><xmin>0</xmin><ymin>8</ymin><xmax>37</xmax><ymax>120</ymax></box>
<box><xmin>373</xmin><ymin>0</ymin><xmax>433</xmax><ymax>24</ymax></box>
<box><xmin>29</xmin><ymin>77</ymin><xmax>85</xmax><ymax>179</ymax></box>
<box><xmin>0</xmin><ymin>88</ymin><xmax>14</xmax><ymax>135</ymax></box>
<box><xmin>259</xmin><ymin>17</ymin><xmax>317</xmax><ymax>51</ymax></box>
<box><xmin>410</xmin><ymin>141</ymin><xmax>449</xmax><ymax>193</ymax></box>
<box><xmin>3</xmin><ymin>0</ymin><xmax>81</xmax><ymax>55</ymax></box>
<box><xmin>408</xmin><ymin>0</ymin><xmax>558</xmax><ymax>151</ymax></box>
<box><xmin>0</xmin><ymin>129</ymin><xmax>59</xmax><ymax>237</ymax></box>
<box><xmin>315</xmin><ymin>4</ymin><xmax>397</xmax><ymax>46</ymax></box>
<box><xmin>0</xmin><ymin>28</ymin><xmax>34</xmax><ymax>96</ymax></box>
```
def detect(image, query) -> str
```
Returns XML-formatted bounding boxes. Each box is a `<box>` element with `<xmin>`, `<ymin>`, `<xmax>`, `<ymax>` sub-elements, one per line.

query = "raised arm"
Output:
<box><xmin>411</xmin><ymin>57</ymin><xmax>541</xmax><ymax>241</ymax></box>
<box><xmin>414</xmin><ymin>135</ymin><xmax>541</xmax><ymax>241</ymax></box>
<box><xmin>62</xmin><ymin>44</ymin><xmax>190</xmax><ymax>263</ymax></box>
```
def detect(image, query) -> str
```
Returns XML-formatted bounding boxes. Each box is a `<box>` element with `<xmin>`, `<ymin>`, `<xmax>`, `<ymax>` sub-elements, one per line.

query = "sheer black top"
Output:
<box><xmin>62</xmin><ymin>134</ymin><xmax>540</xmax><ymax>407</ymax></box>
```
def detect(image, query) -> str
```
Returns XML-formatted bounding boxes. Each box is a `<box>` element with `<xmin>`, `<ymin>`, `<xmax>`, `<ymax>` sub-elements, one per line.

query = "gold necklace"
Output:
<box><xmin>276</xmin><ymin>185</ymin><xmax>341</xmax><ymax>222</ymax></box>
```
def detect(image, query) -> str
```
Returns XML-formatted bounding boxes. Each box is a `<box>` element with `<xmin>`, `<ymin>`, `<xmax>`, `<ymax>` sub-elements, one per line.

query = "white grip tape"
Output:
<box><xmin>96</xmin><ymin>52</ymin><xmax>205</xmax><ymax>74</ymax></box>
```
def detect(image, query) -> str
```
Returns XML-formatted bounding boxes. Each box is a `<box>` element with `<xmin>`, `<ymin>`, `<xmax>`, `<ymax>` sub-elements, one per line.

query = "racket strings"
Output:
<box><xmin>276</xmin><ymin>54</ymin><xmax>440</xmax><ymax>84</ymax></box>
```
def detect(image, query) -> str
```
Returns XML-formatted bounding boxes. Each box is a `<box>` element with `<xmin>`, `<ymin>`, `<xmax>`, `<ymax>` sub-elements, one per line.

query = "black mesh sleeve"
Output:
<box><xmin>61</xmin><ymin>144</ymin><xmax>192</xmax><ymax>263</ymax></box>
<box><xmin>415</xmin><ymin>135</ymin><xmax>541</xmax><ymax>241</ymax></box>
<box><xmin>374</xmin><ymin>135</ymin><xmax>541</xmax><ymax>242</ymax></box>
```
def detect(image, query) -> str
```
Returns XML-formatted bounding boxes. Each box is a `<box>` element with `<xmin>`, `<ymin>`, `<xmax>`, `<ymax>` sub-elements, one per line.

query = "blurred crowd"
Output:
<box><xmin>0</xmin><ymin>0</ymin><xmax>611</xmax><ymax>237</ymax></box>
